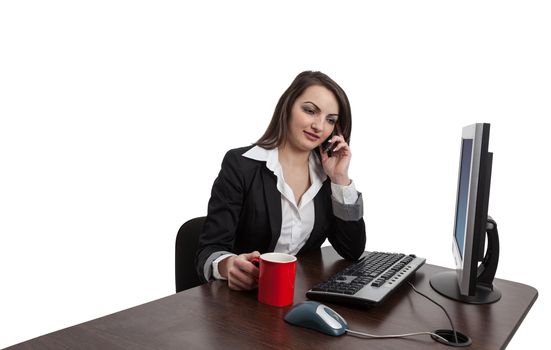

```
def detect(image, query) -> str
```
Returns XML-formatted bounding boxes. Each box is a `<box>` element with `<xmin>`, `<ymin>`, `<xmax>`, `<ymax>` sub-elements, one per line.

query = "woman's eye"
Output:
<box><xmin>327</xmin><ymin>118</ymin><xmax>337</xmax><ymax>125</ymax></box>
<box><xmin>303</xmin><ymin>107</ymin><xmax>315</xmax><ymax>115</ymax></box>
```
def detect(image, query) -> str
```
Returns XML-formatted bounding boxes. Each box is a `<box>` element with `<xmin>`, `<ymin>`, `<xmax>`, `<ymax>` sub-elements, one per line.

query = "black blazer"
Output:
<box><xmin>195</xmin><ymin>145</ymin><xmax>366</xmax><ymax>282</ymax></box>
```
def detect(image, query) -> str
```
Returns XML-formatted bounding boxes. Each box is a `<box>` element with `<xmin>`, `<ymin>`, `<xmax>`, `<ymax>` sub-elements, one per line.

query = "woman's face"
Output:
<box><xmin>286</xmin><ymin>85</ymin><xmax>339</xmax><ymax>153</ymax></box>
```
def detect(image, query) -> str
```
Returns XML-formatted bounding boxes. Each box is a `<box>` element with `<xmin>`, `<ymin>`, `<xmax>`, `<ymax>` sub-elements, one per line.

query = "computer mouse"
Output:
<box><xmin>284</xmin><ymin>301</ymin><xmax>348</xmax><ymax>336</ymax></box>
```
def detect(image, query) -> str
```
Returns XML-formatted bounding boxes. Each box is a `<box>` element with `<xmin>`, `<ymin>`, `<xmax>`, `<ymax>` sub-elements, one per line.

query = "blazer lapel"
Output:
<box><xmin>261</xmin><ymin>168</ymin><xmax>282</xmax><ymax>250</ymax></box>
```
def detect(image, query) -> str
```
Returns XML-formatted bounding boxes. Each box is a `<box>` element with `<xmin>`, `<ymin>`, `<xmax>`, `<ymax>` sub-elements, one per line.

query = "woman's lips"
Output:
<box><xmin>304</xmin><ymin>131</ymin><xmax>320</xmax><ymax>142</ymax></box>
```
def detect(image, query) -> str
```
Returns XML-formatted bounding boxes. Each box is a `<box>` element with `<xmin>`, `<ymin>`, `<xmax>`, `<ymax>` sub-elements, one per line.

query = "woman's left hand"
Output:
<box><xmin>320</xmin><ymin>134</ymin><xmax>352</xmax><ymax>186</ymax></box>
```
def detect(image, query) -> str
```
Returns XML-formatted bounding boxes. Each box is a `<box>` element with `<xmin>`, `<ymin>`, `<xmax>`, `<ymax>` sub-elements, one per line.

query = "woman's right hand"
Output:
<box><xmin>219</xmin><ymin>251</ymin><xmax>261</xmax><ymax>291</ymax></box>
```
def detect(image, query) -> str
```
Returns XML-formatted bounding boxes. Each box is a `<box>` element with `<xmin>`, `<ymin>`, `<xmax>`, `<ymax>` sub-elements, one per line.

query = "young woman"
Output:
<box><xmin>195</xmin><ymin>71</ymin><xmax>366</xmax><ymax>290</ymax></box>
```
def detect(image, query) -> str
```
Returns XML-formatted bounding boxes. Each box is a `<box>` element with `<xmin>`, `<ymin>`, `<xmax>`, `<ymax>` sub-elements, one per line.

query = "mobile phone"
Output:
<box><xmin>322</xmin><ymin>130</ymin><xmax>337</xmax><ymax>157</ymax></box>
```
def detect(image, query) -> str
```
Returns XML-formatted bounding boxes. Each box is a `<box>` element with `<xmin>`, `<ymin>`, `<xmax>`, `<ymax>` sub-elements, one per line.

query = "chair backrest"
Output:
<box><xmin>175</xmin><ymin>216</ymin><xmax>206</xmax><ymax>292</ymax></box>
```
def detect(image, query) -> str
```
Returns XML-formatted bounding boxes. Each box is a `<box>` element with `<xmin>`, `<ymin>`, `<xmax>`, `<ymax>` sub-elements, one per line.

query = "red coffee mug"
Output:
<box><xmin>252</xmin><ymin>253</ymin><xmax>297</xmax><ymax>307</ymax></box>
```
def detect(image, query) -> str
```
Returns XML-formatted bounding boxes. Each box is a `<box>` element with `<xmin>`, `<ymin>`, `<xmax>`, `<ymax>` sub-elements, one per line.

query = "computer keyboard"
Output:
<box><xmin>306</xmin><ymin>251</ymin><xmax>426</xmax><ymax>307</ymax></box>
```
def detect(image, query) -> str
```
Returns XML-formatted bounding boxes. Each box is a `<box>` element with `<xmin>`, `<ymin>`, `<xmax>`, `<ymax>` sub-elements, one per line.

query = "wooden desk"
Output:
<box><xmin>7</xmin><ymin>247</ymin><xmax>537</xmax><ymax>349</ymax></box>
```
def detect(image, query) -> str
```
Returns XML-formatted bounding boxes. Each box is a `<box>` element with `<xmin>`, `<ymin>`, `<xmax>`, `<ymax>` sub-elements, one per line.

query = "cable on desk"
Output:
<box><xmin>346</xmin><ymin>329</ymin><xmax>449</xmax><ymax>342</ymax></box>
<box><xmin>407</xmin><ymin>281</ymin><xmax>459</xmax><ymax>344</ymax></box>
<box><xmin>345</xmin><ymin>282</ymin><xmax>464</xmax><ymax>346</ymax></box>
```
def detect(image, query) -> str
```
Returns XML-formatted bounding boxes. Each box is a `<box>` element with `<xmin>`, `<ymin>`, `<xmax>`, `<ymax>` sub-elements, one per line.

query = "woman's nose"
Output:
<box><xmin>311</xmin><ymin>119</ymin><xmax>328</xmax><ymax>133</ymax></box>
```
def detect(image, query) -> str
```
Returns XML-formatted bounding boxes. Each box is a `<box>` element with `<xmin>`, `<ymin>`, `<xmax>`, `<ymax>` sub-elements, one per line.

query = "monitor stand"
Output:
<box><xmin>430</xmin><ymin>217</ymin><xmax>501</xmax><ymax>304</ymax></box>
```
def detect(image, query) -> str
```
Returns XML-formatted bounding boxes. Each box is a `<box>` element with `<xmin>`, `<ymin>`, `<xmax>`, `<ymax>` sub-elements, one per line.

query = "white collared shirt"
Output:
<box><xmin>212</xmin><ymin>145</ymin><xmax>358</xmax><ymax>279</ymax></box>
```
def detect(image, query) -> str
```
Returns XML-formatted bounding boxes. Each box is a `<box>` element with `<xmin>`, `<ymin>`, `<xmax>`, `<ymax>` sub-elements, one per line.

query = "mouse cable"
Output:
<box><xmin>346</xmin><ymin>329</ymin><xmax>449</xmax><ymax>342</ymax></box>
<box><xmin>407</xmin><ymin>281</ymin><xmax>459</xmax><ymax>344</ymax></box>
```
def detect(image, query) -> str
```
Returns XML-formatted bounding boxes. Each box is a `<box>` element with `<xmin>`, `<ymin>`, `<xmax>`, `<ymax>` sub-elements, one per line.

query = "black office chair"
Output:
<box><xmin>175</xmin><ymin>216</ymin><xmax>206</xmax><ymax>292</ymax></box>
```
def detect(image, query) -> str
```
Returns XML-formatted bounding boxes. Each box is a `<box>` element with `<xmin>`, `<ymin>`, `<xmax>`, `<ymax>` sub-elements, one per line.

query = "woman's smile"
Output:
<box><xmin>303</xmin><ymin>130</ymin><xmax>320</xmax><ymax>142</ymax></box>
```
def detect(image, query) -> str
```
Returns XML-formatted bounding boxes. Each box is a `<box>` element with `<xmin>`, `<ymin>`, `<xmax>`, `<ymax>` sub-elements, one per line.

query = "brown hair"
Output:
<box><xmin>255</xmin><ymin>71</ymin><xmax>352</xmax><ymax>149</ymax></box>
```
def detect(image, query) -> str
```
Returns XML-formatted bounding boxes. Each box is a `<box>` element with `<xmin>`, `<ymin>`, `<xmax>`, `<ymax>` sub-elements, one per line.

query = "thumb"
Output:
<box><xmin>244</xmin><ymin>251</ymin><xmax>261</xmax><ymax>261</ymax></box>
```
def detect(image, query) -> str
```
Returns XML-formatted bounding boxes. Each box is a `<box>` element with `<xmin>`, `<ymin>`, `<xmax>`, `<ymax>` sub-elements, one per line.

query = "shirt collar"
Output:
<box><xmin>242</xmin><ymin>145</ymin><xmax>279</xmax><ymax>173</ymax></box>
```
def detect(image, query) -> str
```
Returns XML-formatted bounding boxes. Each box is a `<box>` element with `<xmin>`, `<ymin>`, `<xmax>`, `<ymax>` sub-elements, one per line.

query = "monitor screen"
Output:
<box><xmin>454</xmin><ymin>138</ymin><xmax>473</xmax><ymax>259</ymax></box>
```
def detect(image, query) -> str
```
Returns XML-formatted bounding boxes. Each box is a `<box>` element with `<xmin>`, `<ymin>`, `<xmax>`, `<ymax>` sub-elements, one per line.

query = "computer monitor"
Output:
<box><xmin>430</xmin><ymin>123</ymin><xmax>501</xmax><ymax>304</ymax></box>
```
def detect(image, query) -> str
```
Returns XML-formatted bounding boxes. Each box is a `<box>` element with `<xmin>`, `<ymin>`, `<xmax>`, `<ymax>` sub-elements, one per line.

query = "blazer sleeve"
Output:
<box><xmin>195</xmin><ymin>150</ymin><xmax>245</xmax><ymax>282</ymax></box>
<box><xmin>327</xmin><ymin>193</ymin><xmax>366</xmax><ymax>261</ymax></box>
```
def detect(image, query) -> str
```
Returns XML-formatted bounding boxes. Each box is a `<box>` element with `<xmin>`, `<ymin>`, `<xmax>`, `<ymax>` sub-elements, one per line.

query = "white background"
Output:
<box><xmin>1</xmin><ymin>1</ymin><xmax>549</xmax><ymax>348</ymax></box>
